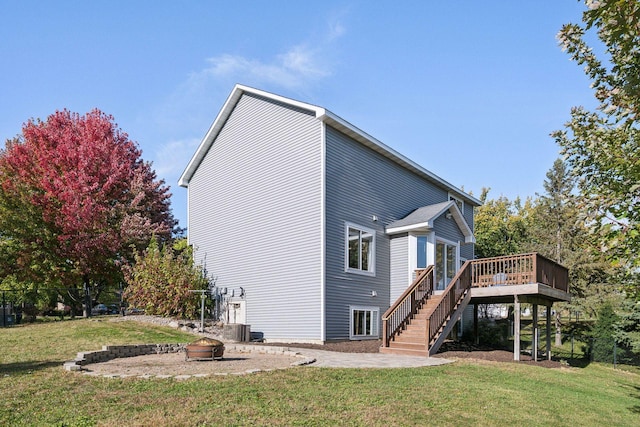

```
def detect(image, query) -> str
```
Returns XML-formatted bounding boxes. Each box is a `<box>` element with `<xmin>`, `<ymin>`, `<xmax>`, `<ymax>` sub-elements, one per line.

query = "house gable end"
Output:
<box><xmin>386</xmin><ymin>201</ymin><xmax>474</xmax><ymax>243</ymax></box>
<box><xmin>179</xmin><ymin>84</ymin><xmax>325</xmax><ymax>187</ymax></box>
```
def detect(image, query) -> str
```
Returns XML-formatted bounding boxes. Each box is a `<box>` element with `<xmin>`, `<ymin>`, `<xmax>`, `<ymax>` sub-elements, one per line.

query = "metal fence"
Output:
<box><xmin>1</xmin><ymin>287</ymin><xmax>127</xmax><ymax>327</ymax></box>
<box><xmin>587</xmin><ymin>337</ymin><xmax>640</xmax><ymax>367</ymax></box>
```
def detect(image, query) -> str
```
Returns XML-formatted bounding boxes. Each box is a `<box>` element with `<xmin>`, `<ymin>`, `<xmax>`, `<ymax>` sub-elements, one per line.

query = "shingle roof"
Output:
<box><xmin>386</xmin><ymin>201</ymin><xmax>475</xmax><ymax>243</ymax></box>
<box><xmin>386</xmin><ymin>201</ymin><xmax>453</xmax><ymax>230</ymax></box>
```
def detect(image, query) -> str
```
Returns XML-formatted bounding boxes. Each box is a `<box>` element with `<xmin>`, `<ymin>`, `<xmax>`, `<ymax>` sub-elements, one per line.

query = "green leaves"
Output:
<box><xmin>0</xmin><ymin>109</ymin><xmax>176</xmax><ymax>309</ymax></box>
<box><xmin>122</xmin><ymin>238</ymin><xmax>208</xmax><ymax>319</ymax></box>
<box><xmin>555</xmin><ymin>0</ymin><xmax>640</xmax><ymax>277</ymax></box>
<box><xmin>474</xmin><ymin>189</ymin><xmax>532</xmax><ymax>259</ymax></box>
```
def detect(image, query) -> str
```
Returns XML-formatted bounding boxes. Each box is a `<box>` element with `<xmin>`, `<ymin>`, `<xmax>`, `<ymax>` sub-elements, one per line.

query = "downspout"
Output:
<box><xmin>320</xmin><ymin>119</ymin><xmax>327</xmax><ymax>343</ymax></box>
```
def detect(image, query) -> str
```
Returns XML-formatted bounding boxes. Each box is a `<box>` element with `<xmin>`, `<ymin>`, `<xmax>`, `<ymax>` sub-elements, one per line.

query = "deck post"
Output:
<box><xmin>532</xmin><ymin>304</ymin><xmax>538</xmax><ymax>362</ymax></box>
<box><xmin>546</xmin><ymin>304</ymin><xmax>552</xmax><ymax>360</ymax></box>
<box><xmin>513</xmin><ymin>295</ymin><xmax>520</xmax><ymax>361</ymax></box>
<box><xmin>473</xmin><ymin>304</ymin><xmax>479</xmax><ymax>345</ymax></box>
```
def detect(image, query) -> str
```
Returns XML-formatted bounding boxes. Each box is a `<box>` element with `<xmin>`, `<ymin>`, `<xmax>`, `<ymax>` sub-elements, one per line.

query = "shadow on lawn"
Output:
<box><xmin>628</xmin><ymin>385</ymin><xmax>640</xmax><ymax>414</ymax></box>
<box><xmin>0</xmin><ymin>360</ymin><xmax>61</xmax><ymax>375</ymax></box>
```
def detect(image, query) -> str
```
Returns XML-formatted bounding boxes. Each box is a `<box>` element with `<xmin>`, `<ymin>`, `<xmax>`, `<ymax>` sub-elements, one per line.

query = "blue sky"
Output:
<box><xmin>0</xmin><ymin>1</ymin><xmax>596</xmax><ymax>230</ymax></box>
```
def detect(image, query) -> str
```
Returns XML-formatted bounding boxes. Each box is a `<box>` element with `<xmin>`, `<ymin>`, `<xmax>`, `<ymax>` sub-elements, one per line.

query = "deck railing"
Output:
<box><xmin>470</xmin><ymin>253</ymin><xmax>569</xmax><ymax>292</ymax></box>
<box><xmin>381</xmin><ymin>253</ymin><xmax>569</xmax><ymax>352</ymax></box>
<box><xmin>381</xmin><ymin>266</ymin><xmax>434</xmax><ymax>347</ymax></box>
<box><xmin>426</xmin><ymin>260</ymin><xmax>472</xmax><ymax>347</ymax></box>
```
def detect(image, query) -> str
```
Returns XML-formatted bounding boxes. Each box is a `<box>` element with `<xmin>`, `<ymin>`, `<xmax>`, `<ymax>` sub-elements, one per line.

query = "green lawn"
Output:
<box><xmin>1</xmin><ymin>320</ymin><xmax>639</xmax><ymax>426</ymax></box>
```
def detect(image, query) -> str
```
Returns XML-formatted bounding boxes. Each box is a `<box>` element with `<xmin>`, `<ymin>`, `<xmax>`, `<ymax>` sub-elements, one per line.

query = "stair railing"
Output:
<box><xmin>425</xmin><ymin>260</ymin><xmax>472</xmax><ymax>347</ymax></box>
<box><xmin>381</xmin><ymin>266</ymin><xmax>434</xmax><ymax>347</ymax></box>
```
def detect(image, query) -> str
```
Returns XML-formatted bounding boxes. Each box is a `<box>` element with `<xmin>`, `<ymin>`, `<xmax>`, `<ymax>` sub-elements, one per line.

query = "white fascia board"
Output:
<box><xmin>448</xmin><ymin>203</ymin><xmax>475</xmax><ymax>243</ymax></box>
<box><xmin>318</xmin><ymin>111</ymin><xmax>481</xmax><ymax>206</ymax></box>
<box><xmin>386</xmin><ymin>221</ymin><xmax>433</xmax><ymax>235</ymax></box>
<box><xmin>178</xmin><ymin>86</ymin><xmax>242</xmax><ymax>187</ymax></box>
<box><xmin>236</xmin><ymin>84</ymin><xmax>326</xmax><ymax>118</ymax></box>
<box><xmin>178</xmin><ymin>84</ymin><xmax>325</xmax><ymax>187</ymax></box>
<box><xmin>179</xmin><ymin>84</ymin><xmax>481</xmax><ymax>208</ymax></box>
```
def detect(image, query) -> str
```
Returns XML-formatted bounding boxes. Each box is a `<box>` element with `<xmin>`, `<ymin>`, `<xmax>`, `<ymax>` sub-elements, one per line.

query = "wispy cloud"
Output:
<box><xmin>147</xmin><ymin>13</ymin><xmax>347</xmax><ymax>187</ymax></box>
<box><xmin>187</xmin><ymin>14</ymin><xmax>346</xmax><ymax>92</ymax></box>
<box><xmin>191</xmin><ymin>43</ymin><xmax>335</xmax><ymax>91</ymax></box>
<box><xmin>151</xmin><ymin>137</ymin><xmax>201</xmax><ymax>180</ymax></box>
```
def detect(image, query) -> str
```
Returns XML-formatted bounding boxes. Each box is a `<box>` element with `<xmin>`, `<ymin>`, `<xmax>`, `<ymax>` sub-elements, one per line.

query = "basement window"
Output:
<box><xmin>350</xmin><ymin>306</ymin><xmax>380</xmax><ymax>339</ymax></box>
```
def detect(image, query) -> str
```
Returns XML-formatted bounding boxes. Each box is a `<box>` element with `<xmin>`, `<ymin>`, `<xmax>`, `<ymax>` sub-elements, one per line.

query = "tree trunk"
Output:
<box><xmin>555</xmin><ymin>311</ymin><xmax>562</xmax><ymax>347</ymax></box>
<box><xmin>82</xmin><ymin>276</ymin><xmax>92</xmax><ymax>318</ymax></box>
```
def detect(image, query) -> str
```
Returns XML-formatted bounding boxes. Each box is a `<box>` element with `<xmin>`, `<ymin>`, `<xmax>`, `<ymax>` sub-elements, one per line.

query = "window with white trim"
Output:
<box><xmin>345</xmin><ymin>223</ymin><xmax>375</xmax><ymax>275</ymax></box>
<box><xmin>448</xmin><ymin>194</ymin><xmax>464</xmax><ymax>214</ymax></box>
<box><xmin>350</xmin><ymin>305</ymin><xmax>379</xmax><ymax>339</ymax></box>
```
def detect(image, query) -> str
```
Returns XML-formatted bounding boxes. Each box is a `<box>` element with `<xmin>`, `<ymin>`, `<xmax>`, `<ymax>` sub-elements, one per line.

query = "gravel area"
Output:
<box><xmin>82</xmin><ymin>350</ymin><xmax>306</xmax><ymax>376</ymax></box>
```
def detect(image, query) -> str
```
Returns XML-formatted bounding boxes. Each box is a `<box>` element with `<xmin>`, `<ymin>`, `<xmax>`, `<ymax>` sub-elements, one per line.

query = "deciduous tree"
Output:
<box><xmin>474</xmin><ymin>188</ymin><xmax>532</xmax><ymax>259</ymax></box>
<box><xmin>0</xmin><ymin>109</ymin><xmax>176</xmax><ymax>316</ymax></box>
<box><xmin>553</xmin><ymin>0</ymin><xmax>640</xmax><ymax>282</ymax></box>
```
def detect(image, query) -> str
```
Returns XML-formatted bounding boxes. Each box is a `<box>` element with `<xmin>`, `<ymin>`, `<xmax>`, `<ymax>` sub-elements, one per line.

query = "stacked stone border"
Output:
<box><xmin>63</xmin><ymin>343</ymin><xmax>316</xmax><ymax>379</ymax></box>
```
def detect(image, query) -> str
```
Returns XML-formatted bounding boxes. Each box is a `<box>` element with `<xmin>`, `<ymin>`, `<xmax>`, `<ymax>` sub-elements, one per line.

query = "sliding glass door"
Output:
<box><xmin>435</xmin><ymin>240</ymin><xmax>457</xmax><ymax>291</ymax></box>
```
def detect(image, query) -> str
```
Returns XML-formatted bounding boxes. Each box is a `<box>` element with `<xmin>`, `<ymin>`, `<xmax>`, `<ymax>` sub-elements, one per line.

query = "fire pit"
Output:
<box><xmin>185</xmin><ymin>337</ymin><xmax>225</xmax><ymax>361</ymax></box>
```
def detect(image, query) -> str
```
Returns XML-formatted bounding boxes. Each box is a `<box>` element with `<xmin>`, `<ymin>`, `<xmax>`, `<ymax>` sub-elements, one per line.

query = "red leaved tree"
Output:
<box><xmin>0</xmin><ymin>109</ymin><xmax>176</xmax><ymax>316</ymax></box>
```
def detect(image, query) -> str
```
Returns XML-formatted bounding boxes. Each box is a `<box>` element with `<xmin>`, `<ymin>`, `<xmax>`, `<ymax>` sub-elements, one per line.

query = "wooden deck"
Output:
<box><xmin>381</xmin><ymin>253</ymin><xmax>570</xmax><ymax>359</ymax></box>
<box><xmin>469</xmin><ymin>252</ymin><xmax>570</xmax><ymax>304</ymax></box>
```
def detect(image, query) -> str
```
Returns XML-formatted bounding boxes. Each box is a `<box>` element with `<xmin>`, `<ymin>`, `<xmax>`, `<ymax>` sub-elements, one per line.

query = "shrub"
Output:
<box><xmin>122</xmin><ymin>237</ymin><xmax>208</xmax><ymax>319</ymax></box>
<box><xmin>591</xmin><ymin>301</ymin><xmax>618</xmax><ymax>363</ymax></box>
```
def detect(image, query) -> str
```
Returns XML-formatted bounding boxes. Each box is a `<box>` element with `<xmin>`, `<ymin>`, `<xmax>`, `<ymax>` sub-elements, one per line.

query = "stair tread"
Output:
<box><xmin>386</xmin><ymin>281</ymin><xmax>470</xmax><ymax>356</ymax></box>
<box><xmin>388</xmin><ymin>342</ymin><xmax>427</xmax><ymax>350</ymax></box>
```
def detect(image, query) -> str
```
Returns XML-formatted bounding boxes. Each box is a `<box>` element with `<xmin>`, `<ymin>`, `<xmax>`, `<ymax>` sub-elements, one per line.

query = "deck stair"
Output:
<box><xmin>381</xmin><ymin>253</ymin><xmax>569</xmax><ymax>357</ymax></box>
<box><xmin>381</xmin><ymin>261</ymin><xmax>472</xmax><ymax>357</ymax></box>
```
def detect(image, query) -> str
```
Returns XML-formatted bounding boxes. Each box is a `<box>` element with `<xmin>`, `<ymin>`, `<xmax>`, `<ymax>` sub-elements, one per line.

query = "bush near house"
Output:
<box><xmin>122</xmin><ymin>238</ymin><xmax>208</xmax><ymax>319</ymax></box>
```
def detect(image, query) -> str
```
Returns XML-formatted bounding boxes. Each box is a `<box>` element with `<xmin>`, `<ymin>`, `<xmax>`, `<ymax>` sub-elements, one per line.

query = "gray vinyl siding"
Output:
<box><xmin>188</xmin><ymin>93</ymin><xmax>323</xmax><ymax>341</ymax></box>
<box><xmin>325</xmin><ymin>126</ymin><xmax>454</xmax><ymax>340</ymax></box>
<box><xmin>389</xmin><ymin>234</ymin><xmax>409</xmax><ymax>304</ymax></box>
<box><xmin>433</xmin><ymin>214</ymin><xmax>473</xmax><ymax>260</ymax></box>
<box><xmin>463</xmin><ymin>205</ymin><xmax>475</xmax><ymax>260</ymax></box>
<box><xmin>434</xmin><ymin>214</ymin><xmax>465</xmax><ymax>243</ymax></box>
<box><xmin>460</xmin><ymin>242</ymin><xmax>474</xmax><ymax>262</ymax></box>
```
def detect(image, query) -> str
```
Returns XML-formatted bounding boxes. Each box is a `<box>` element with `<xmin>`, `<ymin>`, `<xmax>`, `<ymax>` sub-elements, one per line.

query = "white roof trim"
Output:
<box><xmin>179</xmin><ymin>85</ymin><xmax>482</xmax><ymax>206</ymax></box>
<box><xmin>385</xmin><ymin>221</ymin><xmax>433</xmax><ymax>235</ymax></box>
<box><xmin>178</xmin><ymin>84</ymin><xmax>325</xmax><ymax>187</ymax></box>
<box><xmin>386</xmin><ymin>201</ymin><xmax>475</xmax><ymax>243</ymax></box>
<box><xmin>318</xmin><ymin>112</ymin><xmax>480</xmax><ymax>205</ymax></box>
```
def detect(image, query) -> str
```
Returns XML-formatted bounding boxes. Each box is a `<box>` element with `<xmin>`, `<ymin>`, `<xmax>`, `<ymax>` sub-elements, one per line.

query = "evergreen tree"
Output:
<box><xmin>591</xmin><ymin>301</ymin><xmax>618</xmax><ymax>363</ymax></box>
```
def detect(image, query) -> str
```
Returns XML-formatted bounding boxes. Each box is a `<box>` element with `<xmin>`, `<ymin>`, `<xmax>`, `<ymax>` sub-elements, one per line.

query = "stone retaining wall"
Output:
<box><xmin>63</xmin><ymin>343</ymin><xmax>314</xmax><ymax>372</ymax></box>
<box><xmin>64</xmin><ymin>343</ymin><xmax>186</xmax><ymax>371</ymax></box>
